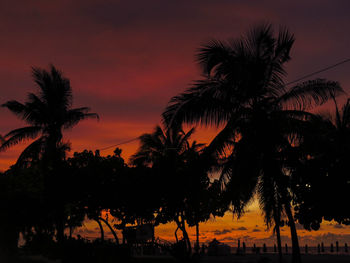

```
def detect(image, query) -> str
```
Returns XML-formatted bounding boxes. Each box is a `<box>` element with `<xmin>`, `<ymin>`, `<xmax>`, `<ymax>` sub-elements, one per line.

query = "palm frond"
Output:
<box><xmin>274</xmin><ymin>26</ymin><xmax>295</xmax><ymax>63</ymax></box>
<box><xmin>245</xmin><ymin>23</ymin><xmax>275</xmax><ymax>59</ymax></box>
<box><xmin>341</xmin><ymin>99</ymin><xmax>350</xmax><ymax>129</ymax></box>
<box><xmin>178</xmin><ymin>127</ymin><xmax>195</xmax><ymax>152</ymax></box>
<box><xmin>2</xmin><ymin>100</ymin><xmax>27</xmax><ymax>119</ymax></box>
<box><xmin>24</xmin><ymin>93</ymin><xmax>48</xmax><ymax>125</ymax></box>
<box><xmin>130</xmin><ymin>126</ymin><xmax>167</xmax><ymax>166</ymax></box>
<box><xmin>163</xmin><ymin>80</ymin><xmax>234</xmax><ymax>128</ymax></box>
<box><xmin>32</xmin><ymin>65</ymin><xmax>72</xmax><ymax>110</ymax></box>
<box><xmin>205</xmin><ymin>119</ymin><xmax>237</xmax><ymax>157</ymax></box>
<box><xmin>64</xmin><ymin>107</ymin><xmax>99</xmax><ymax>129</ymax></box>
<box><xmin>196</xmin><ymin>39</ymin><xmax>232</xmax><ymax>76</ymax></box>
<box><xmin>278</xmin><ymin>79</ymin><xmax>344</xmax><ymax>110</ymax></box>
<box><xmin>266</xmin><ymin>27</ymin><xmax>295</xmax><ymax>97</ymax></box>
<box><xmin>219</xmin><ymin>139</ymin><xmax>261</xmax><ymax>217</ymax></box>
<box><xmin>0</xmin><ymin>126</ymin><xmax>42</xmax><ymax>151</ymax></box>
<box><xmin>15</xmin><ymin>138</ymin><xmax>45</xmax><ymax>167</ymax></box>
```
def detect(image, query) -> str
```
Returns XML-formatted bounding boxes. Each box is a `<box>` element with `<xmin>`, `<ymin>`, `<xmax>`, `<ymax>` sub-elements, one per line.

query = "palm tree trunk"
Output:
<box><xmin>95</xmin><ymin>218</ymin><xmax>104</xmax><ymax>241</ymax></box>
<box><xmin>179</xmin><ymin>215</ymin><xmax>191</xmax><ymax>255</ymax></box>
<box><xmin>174</xmin><ymin>226</ymin><xmax>179</xmax><ymax>243</ymax></box>
<box><xmin>99</xmin><ymin>217</ymin><xmax>119</xmax><ymax>244</ymax></box>
<box><xmin>195</xmin><ymin>223</ymin><xmax>200</xmax><ymax>254</ymax></box>
<box><xmin>174</xmin><ymin>214</ymin><xmax>191</xmax><ymax>255</ymax></box>
<box><xmin>272</xmin><ymin>201</ymin><xmax>283</xmax><ymax>263</ymax></box>
<box><xmin>274</xmin><ymin>217</ymin><xmax>283</xmax><ymax>263</ymax></box>
<box><xmin>284</xmin><ymin>202</ymin><xmax>301</xmax><ymax>263</ymax></box>
<box><xmin>181</xmin><ymin>223</ymin><xmax>191</xmax><ymax>255</ymax></box>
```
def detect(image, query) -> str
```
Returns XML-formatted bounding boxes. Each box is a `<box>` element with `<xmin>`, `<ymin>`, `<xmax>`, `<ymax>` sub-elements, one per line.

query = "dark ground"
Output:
<box><xmin>15</xmin><ymin>254</ymin><xmax>350</xmax><ymax>263</ymax></box>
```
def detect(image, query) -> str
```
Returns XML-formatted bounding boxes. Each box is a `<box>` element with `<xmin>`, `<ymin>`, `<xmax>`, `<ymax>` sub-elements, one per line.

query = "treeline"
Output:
<box><xmin>1</xmin><ymin>24</ymin><xmax>350</xmax><ymax>263</ymax></box>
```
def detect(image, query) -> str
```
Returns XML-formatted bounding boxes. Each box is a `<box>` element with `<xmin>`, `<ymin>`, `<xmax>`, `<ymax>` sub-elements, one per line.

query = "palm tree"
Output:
<box><xmin>1</xmin><ymin>65</ymin><xmax>98</xmax><ymax>164</ymax></box>
<box><xmin>0</xmin><ymin>65</ymin><xmax>99</xmax><ymax>242</ymax></box>
<box><xmin>163</xmin><ymin>24</ymin><xmax>343</xmax><ymax>263</ymax></box>
<box><xmin>131</xmin><ymin>124</ymin><xmax>204</xmax><ymax>255</ymax></box>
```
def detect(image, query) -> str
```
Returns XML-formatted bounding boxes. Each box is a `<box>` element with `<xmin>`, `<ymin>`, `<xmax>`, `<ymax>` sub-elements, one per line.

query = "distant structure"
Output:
<box><xmin>122</xmin><ymin>224</ymin><xmax>155</xmax><ymax>255</ymax></box>
<box><xmin>207</xmin><ymin>239</ymin><xmax>230</xmax><ymax>256</ymax></box>
<box><xmin>123</xmin><ymin>224</ymin><xmax>154</xmax><ymax>244</ymax></box>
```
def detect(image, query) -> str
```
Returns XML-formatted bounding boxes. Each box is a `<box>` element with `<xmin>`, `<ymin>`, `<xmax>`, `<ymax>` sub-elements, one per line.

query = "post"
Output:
<box><xmin>237</xmin><ymin>239</ymin><xmax>240</xmax><ymax>254</ymax></box>
<box><xmin>336</xmin><ymin>241</ymin><xmax>339</xmax><ymax>253</ymax></box>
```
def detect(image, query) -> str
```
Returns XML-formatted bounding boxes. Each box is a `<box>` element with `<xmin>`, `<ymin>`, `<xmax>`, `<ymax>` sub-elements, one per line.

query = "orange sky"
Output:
<box><xmin>1</xmin><ymin>0</ymin><xmax>350</xmax><ymax>246</ymax></box>
<box><xmin>75</xmin><ymin>200</ymin><xmax>350</xmax><ymax>247</ymax></box>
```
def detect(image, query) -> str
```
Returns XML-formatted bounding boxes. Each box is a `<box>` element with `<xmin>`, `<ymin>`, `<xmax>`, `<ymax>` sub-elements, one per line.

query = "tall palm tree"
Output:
<box><xmin>1</xmin><ymin>65</ymin><xmax>98</xmax><ymax>164</ymax></box>
<box><xmin>131</xmin><ymin>124</ymin><xmax>204</xmax><ymax>255</ymax></box>
<box><xmin>163</xmin><ymin>24</ymin><xmax>343</xmax><ymax>263</ymax></box>
<box><xmin>0</xmin><ymin>65</ymin><xmax>99</xmax><ymax>242</ymax></box>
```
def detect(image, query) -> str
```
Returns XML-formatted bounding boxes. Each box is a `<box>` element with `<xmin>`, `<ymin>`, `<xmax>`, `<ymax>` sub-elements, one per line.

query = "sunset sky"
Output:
<box><xmin>1</xmin><ymin>0</ymin><xmax>350</xmax><ymax>246</ymax></box>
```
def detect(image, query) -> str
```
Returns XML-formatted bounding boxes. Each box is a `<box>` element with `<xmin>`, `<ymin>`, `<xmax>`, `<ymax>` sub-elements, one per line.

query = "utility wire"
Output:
<box><xmin>285</xmin><ymin>58</ymin><xmax>350</xmax><ymax>86</ymax></box>
<box><xmin>97</xmin><ymin>57</ymin><xmax>350</xmax><ymax>152</ymax></box>
<box><xmin>99</xmin><ymin>138</ymin><xmax>139</xmax><ymax>151</ymax></box>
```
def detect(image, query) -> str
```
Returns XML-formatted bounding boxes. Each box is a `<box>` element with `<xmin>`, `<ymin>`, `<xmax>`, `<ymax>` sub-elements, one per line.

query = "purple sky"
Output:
<box><xmin>1</xmin><ymin>0</ymin><xmax>350</xmax><ymax>166</ymax></box>
<box><xmin>1</xmin><ymin>0</ymin><xmax>350</xmax><ymax>245</ymax></box>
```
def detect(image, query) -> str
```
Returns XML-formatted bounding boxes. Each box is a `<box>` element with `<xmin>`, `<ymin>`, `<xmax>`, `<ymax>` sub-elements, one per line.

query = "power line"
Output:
<box><xmin>96</xmin><ymin>57</ymin><xmax>350</xmax><ymax>152</ymax></box>
<box><xmin>285</xmin><ymin>58</ymin><xmax>350</xmax><ymax>86</ymax></box>
<box><xmin>99</xmin><ymin>137</ymin><xmax>139</xmax><ymax>151</ymax></box>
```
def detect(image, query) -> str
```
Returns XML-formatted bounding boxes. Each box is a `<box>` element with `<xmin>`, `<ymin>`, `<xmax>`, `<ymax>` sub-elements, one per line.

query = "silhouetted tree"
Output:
<box><xmin>67</xmin><ymin>148</ymin><xmax>128</xmax><ymax>244</ymax></box>
<box><xmin>293</xmin><ymin>97</ymin><xmax>350</xmax><ymax>229</ymax></box>
<box><xmin>183</xmin><ymin>145</ymin><xmax>229</xmax><ymax>254</ymax></box>
<box><xmin>0</xmin><ymin>162</ymin><xmax>53</xmax><ymax>261</ymax></box>
<box><xmin>163</xmin><ymin>24</ymin><xmax>343</xmax><ymax>263</ymax></box>
<box><xmin>0</xmin><ymin>65</ymin><xmax>99</xmax><ymax>243</ymax></box>
<box><xmin>131</xmin><ymin>124</ymin><xmax>208</xmax><ymax>255</ymax></box>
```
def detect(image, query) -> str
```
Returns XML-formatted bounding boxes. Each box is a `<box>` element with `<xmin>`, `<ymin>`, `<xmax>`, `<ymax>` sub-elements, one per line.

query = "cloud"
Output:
<box><xmin>234</xmin><ymin>227</ymin><xmax>248</xmax><ymax>231</ymax></box>
<box><xmin>213</xmin><ymin>229</ymin><xmax>233</xmax><ymax>235</ymax></box>
<box><xmin>252</xmin><ymin>229</ymin><xmax>261</xmax><ymax>232</ymax></box>
<box><xmin>333</xmin><ymin>224</ymin><xmax>345</xmax><ymax>229</ymax></box>
<box><xmin>76</xmin><ymin>229</ymin><xmax>97</xmax><ymax>235</ymax></box>
<box><xmin>211</xmin><ymin>226</ymin><xmax>248</xmax><ymax>236</ymax></box>
<box><xmin>220</xmin><ymin>236</ymin><xmax>235</xmax><ymax>241</ymax></box>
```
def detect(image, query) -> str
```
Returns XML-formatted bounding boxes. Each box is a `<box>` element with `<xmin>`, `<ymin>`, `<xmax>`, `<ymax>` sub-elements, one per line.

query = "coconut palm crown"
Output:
<box><xmin>1</xmin><ymin>65</ymin><xmax>99</xmax><ymax>166</ymax></box>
